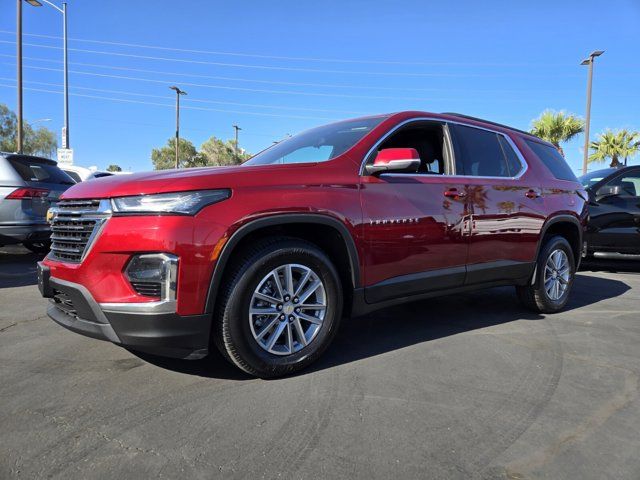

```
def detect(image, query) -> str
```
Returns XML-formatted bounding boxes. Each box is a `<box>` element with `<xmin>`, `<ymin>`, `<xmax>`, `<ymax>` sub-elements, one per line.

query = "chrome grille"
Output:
<box><xmin>49</xmin><ymin>199</ymin><xmax>111</xmax><ymax>263</ymax></box>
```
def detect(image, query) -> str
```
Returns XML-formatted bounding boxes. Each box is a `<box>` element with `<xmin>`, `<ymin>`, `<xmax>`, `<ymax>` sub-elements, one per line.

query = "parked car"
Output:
<box><xmin>37</xmin><ymin>112</ymin><xmax>587</xmax><ymax>377</ymax></box>
<box><xmin>0</xmin><ymin>153</ymin><xmax>75</xmax><ymax>253</ymax></box>
<box><xmin>579</xmin><ymin>166</ymin><xmax>640</xmax><ymax>259</ymax></box>
<box><xmin>60</xmin><ymin>165</ymin><xmax>114</xmax><ymax>182</ymax></box>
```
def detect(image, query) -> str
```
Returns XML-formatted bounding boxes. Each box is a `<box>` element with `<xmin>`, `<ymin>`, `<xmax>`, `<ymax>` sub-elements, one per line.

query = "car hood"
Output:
<box><xmin>60</xmin><ymin>163</ymin><xmax>315</xmax><ymax>199</ymax></box>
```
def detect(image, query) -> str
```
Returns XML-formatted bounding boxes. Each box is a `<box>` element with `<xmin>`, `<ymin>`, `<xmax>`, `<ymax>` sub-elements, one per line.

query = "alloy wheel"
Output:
<box><xmin>544</xmin><ymin>249</ymin><xmax>571</xmax><ymax>301</ymax></box>
<box><xmin>249</xmin><ymin>264</ymin><xmax>327</xmax><ymax>355</ymax></box>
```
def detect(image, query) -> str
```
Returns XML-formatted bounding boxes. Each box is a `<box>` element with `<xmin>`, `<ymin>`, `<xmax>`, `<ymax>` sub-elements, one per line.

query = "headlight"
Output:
<box><xmin>111</xmin><ymin>189</ymin><xmax>230</xmax><ymax>215</ymax></box>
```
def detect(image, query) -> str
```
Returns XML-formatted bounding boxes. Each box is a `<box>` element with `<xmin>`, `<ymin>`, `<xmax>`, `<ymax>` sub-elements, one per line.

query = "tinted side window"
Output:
<box><xmin>525</xmin><ymin>140</ymin><xmax>577</xmax><ymax>182</ymax></box>
<box><xmin>498</xmin><ymin>135</ymin><xmax>524</xmax><ymax>176</ymax></box>
<box><xmin>603</xmin><ymin>172</ymin><xmax>640</xmax><ymax>198</ymax></box>
<box><xmin>451</xmin><ymin>125</ymin><xmax>513</xmax><ymax>177</ymax></box>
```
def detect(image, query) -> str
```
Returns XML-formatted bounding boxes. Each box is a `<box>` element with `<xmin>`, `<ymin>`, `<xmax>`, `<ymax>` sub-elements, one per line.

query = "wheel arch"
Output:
<box><xmin>203</xmin><ymin>214</ymin><xmax>361</xmax><ymax>314</ymax></box>
<box><xmin>536</xmin><ymin>214</ymin><xmax>584</xmax><ymax>266</ymax></box>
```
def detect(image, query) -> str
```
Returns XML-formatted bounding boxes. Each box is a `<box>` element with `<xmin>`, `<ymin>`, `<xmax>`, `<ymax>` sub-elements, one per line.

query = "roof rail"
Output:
<box><xmin>442</xmin><ymin>112</ymin><xmax>536</xmax><ymax>138</ymax></box>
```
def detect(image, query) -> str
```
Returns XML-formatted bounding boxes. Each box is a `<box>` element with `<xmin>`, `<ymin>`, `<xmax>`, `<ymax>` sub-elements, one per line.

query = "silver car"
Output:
<box><xmin>0</xmin><ymin>153</ymin><xmax>75</xmax><ymax>253</ymax></box>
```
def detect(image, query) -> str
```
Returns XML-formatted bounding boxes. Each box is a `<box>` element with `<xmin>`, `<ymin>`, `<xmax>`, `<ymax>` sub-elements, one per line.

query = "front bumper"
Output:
<box><xmin>39</xmin><ymin>263</ymin><xmax>211</xmax><ymax>359</ymax></box>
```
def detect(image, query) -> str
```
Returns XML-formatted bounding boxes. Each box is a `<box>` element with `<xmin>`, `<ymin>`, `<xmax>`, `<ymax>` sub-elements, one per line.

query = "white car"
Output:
<box><xmin>60</xmin><ymin>165</ymin><xmax>130</xmax><ymax>182</ymax></box>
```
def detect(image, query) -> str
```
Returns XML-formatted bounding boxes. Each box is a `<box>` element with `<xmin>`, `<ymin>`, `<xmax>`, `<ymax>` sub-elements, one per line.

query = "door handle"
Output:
<box><xmin>444</xmin><ymin>188</ymin><xmax>466</xmax><ymax>199</ymax></box>
<box><xmin>525</xmin><ymin>189</ymin><xmax>540</xmax><ymax>199</ymax></box>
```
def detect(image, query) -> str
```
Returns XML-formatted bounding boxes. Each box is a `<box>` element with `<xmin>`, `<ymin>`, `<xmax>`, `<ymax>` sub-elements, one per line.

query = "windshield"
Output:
<box><xmin>244</xmin><ymin>116</ymin><xmax>388</xmax><ymax>166</ymax></box>
<box><xmin>578</xmin><ymin>168</ymin><xmax>617</xmax><ymax>188</ymax></box>
<box><xmin>8</xmin><ymin>157</ymin><xmax>75</xmax><ymax>185</ymax></box>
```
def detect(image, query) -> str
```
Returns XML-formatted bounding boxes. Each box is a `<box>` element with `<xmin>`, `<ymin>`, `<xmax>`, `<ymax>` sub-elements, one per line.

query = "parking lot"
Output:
<box><xmin>1</xmin><ymin>245</ymin><xmax>639</xmax><ymax>479</ymax></box>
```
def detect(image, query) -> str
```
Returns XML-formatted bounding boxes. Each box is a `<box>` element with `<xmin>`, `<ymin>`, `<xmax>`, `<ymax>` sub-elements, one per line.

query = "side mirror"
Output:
<box><xmin>596</xmin><ymin>184</ymin><xmax>622</xmax><ymax>199</ymax></box>
<box><xmin>365</xmin><ymin>148</ymin><xmax>421</xmax><ymax>175</ymax></box>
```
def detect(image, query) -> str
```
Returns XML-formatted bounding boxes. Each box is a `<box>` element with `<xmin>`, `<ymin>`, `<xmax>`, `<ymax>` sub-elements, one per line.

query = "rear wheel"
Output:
<box><xmin>214</xmin><ymin>237</ymin><xmax>343</xmax><ymax>378</ymax></box>
<box><xmin>23</xmin><ymin>240</ymin><xmax>51</xmax><ymax>254</ymax></box>
<box><xmin>516</xmin><ymin>235</ymin><xmax>575</xmax><ymax>313</ymax></box>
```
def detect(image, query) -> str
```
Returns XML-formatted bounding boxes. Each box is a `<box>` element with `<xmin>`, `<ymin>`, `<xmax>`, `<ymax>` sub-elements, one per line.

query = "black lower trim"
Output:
<box><xmin>365</xmin><ymin>266</ymin><xmax>466</xmax><ymax>304</ymax></box>
<box><xmin>465</xmin><ymin>260</ymin><xmax>534</xmax><ymax>285</ymax></box>
<box><xmin>42</xmin><ymin>274</ymin><xmax>211</xmax><ymax>359</ymax></box>
<box><xmin>356</xmin><ymin>260</ymin><xmax>534</xmax><ymax>316</ymax></box>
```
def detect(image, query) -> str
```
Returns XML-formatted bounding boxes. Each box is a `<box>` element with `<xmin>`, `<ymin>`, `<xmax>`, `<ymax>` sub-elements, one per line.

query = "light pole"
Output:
<box><xmin>232</xmin><ymin>124</ymin><xmax>242</xmax><ymax>159</ymax></box>
<box><xmin>16</xmin><ymin>0</ymin><xmax>23</xmax><ymax>153</ymax></box>
<box><xmin>26</xmin><ymin>0</ymin><xmax>69</xmax><ymax>149</ymax></box>
<box><xmin>169</xmin><ymin>86</ymin><xmax>187</xmax><ymax>169</ymax></box>
<box><xmin>580</xmin><ymin>50</ymin><xmax>604</xmax><ymax>175</ymax></box>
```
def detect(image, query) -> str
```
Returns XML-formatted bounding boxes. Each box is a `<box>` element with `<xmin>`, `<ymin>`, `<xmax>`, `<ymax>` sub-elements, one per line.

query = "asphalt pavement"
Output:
<box><xmin>1</xmin><ymin>244</ymin><xmax>639</xmax><ymax>479</ymax></box>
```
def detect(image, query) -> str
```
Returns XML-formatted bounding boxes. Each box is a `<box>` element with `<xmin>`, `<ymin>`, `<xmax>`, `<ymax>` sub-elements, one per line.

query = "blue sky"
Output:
<box><xmin>1</xmin><ymin>0</ymin><xmax>639</xmax><ymax>173</ymax></box>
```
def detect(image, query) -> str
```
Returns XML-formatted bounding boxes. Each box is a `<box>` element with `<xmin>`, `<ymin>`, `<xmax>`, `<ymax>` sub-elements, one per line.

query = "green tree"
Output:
<box><xmin>151</xmin><ymin>138</ymin><xmax>204</xmax><ymax>170</ymax></box>
<box><xmin>530</xmin><ymin>110</ymin><xmax>585</xmax><ymax>157</ymax></box>
<box><xmin>106</xmin><ymin>164</ymin><xmax>123</xmax><ymax>172</ymax></box>
<box><xmin>200</xmin><ymin>136</ymin><xmax>250</xmax><ymax>166</ymax></box>
<box><xmin>589</xmin><ymin>129</ymin><xmax>640</xmax><ymax>168</ymax></box>
<box><xmin>0</xmin><ymin>103</ymin><xmax>57</xmax><ymax>157</ymax></box>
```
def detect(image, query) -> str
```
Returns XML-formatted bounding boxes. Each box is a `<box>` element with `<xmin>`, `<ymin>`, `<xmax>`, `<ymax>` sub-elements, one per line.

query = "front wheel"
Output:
<box><xmin>516</xmin><ymin>235</ymin><xmax>575</xmax><ymax>313</ymax></box>
<box><xmin>214</xmin><ymin>238</ymin><xmax>343</xmax><ymax>378</ymax></box>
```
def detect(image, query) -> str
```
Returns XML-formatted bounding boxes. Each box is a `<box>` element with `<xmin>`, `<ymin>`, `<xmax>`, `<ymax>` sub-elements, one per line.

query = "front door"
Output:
<box><xmin>360</xmin><ymin>121</ymin><xmax>470</xmax><ymax>304</ymax></box>
<box><xmin>588</xmin><ymin>168</ymin><xmax>640</xmax><ymax>254</ymax></box>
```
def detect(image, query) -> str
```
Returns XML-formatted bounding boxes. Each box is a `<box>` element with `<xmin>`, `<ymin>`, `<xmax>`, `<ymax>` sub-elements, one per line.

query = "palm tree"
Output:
<box><xmin>589</xmin><ymin>129</ymin><xmax>640</xmax><ymax>168</ymax></box>
<box><xmin>619</xmin><ymin>130</ymin><xmax>640</xmax><ymax>166</ymax></box>
<box><xmin>530</xmin><ymin>110</ymin><xmax>585</xmax><ymax>157</ymax></box>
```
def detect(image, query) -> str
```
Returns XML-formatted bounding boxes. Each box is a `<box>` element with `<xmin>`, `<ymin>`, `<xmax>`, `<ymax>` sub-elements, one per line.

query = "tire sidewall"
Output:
<box><xmin>223</xmin><ymin>242</ymin><xmax>342</xmax><ymax>375</ymax></box>
<box><xmin>536</xmin><ymin>236</ymin><xmax>575</xmax><ymax>310</ymax></box>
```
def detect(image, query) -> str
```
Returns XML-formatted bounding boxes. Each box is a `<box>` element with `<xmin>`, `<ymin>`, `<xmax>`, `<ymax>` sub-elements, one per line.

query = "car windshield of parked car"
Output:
<box><xmin>578</xmin><ymin>168</ymin><xmax>618</xmax><ymax>188</ymax></box>
<box><xmin>244</xmin><ymin>116</ymin><xmax>387</xmax><ymax>166</ymax></box>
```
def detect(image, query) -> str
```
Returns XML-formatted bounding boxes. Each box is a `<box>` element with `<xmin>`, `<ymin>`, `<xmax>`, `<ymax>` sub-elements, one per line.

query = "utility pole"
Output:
<box><xmin>580</xmin><ymin>50</ymin><xmax>604</xmax><ymax>175</ymax></box>
<box><xmin>25</xmin><ymin>0</ymin><xmax>70</xmax><ymax>149</ymax></box>
<box><xmin>232</xmin><ymin>124</ymin><xmax>242</xmax><ymax>160</ymax></box>
<box><xmin>16</xmin><ymin>0</ymin><xmax>23</xmax><ymax>153</ymax></box>
<box><xmin>169</xmin><ymin>86</ymin><xmax>187</xmax><ymax>168</ymax></box>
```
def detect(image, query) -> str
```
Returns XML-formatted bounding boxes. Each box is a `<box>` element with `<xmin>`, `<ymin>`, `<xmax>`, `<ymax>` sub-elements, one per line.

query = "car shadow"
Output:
<box><xmin>0</xmin><ymin>246</ymin><xmax>44</xmax><ymax>289</ymax></box>
<box><xmin>134</xmin><ymin>273</ymin><xmax>631</xmax><ymax>380</ymax></box>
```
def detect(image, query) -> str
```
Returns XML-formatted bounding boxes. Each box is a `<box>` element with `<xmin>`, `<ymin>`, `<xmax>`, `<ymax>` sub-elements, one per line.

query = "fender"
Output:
<box><xmin>203</xmin><ymin>213</ymin><xmax>361</xmax><ymax>314</ymax></box>
<box><xmin>534</xmin><ymin>213</ymin><xmax>584</xmax><ymax>264</ymax></box>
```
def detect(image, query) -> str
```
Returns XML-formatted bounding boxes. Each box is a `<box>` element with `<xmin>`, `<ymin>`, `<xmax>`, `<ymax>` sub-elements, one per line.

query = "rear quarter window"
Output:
<box><xmin>525</xmin><ymin>140</ymin><xmax>577</xmax><ymax>182</ymax></box>
<box><xmin>8</xmin><ymin>158</ymin><xmax>75</xmax><ymax>185</ymax></box>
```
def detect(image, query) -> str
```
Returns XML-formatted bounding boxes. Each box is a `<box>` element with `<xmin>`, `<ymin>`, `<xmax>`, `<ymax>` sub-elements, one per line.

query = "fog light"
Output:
<box><xmin>125</xmin><ymin>253</ymin><xmax>178</xmax><ymax>300</ymax></box>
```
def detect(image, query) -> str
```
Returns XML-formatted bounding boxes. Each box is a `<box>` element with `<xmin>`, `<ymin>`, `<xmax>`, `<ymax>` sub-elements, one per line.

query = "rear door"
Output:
<box><xmin>448</xmin><ymin>124</ymin><xmax>546</xmax><ymax>284</ymax></box>
<box><xmin>588</xmin><ymin>168</ymin><xmax>640</xmax><ymax>254</ymax></box>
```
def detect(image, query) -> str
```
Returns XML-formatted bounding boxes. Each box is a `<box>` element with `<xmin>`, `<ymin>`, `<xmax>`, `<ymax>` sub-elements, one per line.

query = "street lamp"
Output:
<box><xmin>169</xmin><ymin>86</ymin><xmax>187</xmax><ymax>169</ymax></box>
<box><xmin>232</xmin><ymin>124</ymin><xmax>242</xmax><ymax>159</ymax></box>
<box><xmin>24</xmin><ymin>0</ymin><xmax>70</xmax><ymax>150</ymax></box>
<box><xmin>580</xmin><ymin>50</ymin><xmax>604</xmax><ymax>175</ymax></box>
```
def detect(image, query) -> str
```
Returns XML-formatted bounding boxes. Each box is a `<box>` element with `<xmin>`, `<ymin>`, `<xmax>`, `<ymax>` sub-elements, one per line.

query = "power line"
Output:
<box><xmin>1</xmin><ymin>62</ymin><xmax>526</xmax><ymax>103</ymax></box>
<box><xmin>0</xmin><ymin>83</ymin><xmax>338</xmax><ymax>120</ymax></box>
<box><xmin>0</xmin><ymin>39</ymin><xmax>581</xmax><ymax>78</ymax></box>
<box><xmin>0</xmin><ymin>53</ymin><xmax>485</xmax><ymax>93</ymax></box>
<box><xmin>0</xmin><ymin>76</ymin><xmax>370</xmax><ymax>115</ymax></box>
<box><xmin>0</xmin><ymin>29</ymin><xmax>571</xmax><ymax>68</ymax></box>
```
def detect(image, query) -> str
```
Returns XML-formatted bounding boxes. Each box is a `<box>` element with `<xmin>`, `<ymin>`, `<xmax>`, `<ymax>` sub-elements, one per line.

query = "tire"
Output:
<box><xmin>23</xmin><ymin>240</ymin><xmax>51</xmax><ymax>254</ymax></box>
<box><xmin>516</xmin><ymin>235</ymin><xmax>575</xmax><ymax>313</ymax></box>
<box><xmin>213</xmin><ymin>237</ymin><xmax>343</xmax><ymax>378</ymax></box>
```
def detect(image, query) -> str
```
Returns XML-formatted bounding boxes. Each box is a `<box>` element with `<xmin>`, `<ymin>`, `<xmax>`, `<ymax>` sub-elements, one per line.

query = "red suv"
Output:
<box><xmin>38</xmin><ymin>112</ymin><xmax>588</xmax><ymax>377</ymax></box>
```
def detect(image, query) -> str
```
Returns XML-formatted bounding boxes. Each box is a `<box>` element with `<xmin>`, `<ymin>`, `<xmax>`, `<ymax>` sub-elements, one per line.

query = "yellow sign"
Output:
<box><xmin>46</xmin><ymin>208</ymin><xmax>55</xmax><ymax>223</ymax></box>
